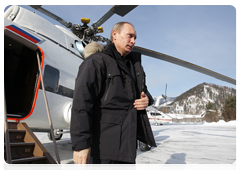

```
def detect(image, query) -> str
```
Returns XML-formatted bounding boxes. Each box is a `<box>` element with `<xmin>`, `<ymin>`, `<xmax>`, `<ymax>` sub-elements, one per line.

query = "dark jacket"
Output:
<box><xmin>70</xmin><ymin>42</ymin><xmax>156</xmax><ymax>163</ymax></box>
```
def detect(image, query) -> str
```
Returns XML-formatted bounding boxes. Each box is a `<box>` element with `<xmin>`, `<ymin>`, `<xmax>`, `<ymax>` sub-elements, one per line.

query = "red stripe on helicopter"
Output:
<box><xmin>5</xmin><ymin>25</ymin><xmax>41</xmax><ymax>44</ymax></box>
<box><xmin>149</xmin><ymin>118</ymin><xmax>172</xmax><ymax>121</ymax></box>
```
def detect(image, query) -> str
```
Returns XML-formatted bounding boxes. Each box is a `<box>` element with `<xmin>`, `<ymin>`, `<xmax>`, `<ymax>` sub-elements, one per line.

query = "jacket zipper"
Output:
<box><xmin>140</xmin><ymin>66</ymin><xmax>145</xmax><ymax>92</ymax></box>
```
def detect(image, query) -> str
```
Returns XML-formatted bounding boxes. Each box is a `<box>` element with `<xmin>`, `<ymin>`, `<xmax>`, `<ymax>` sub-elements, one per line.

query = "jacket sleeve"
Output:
<box><xmin>144</xmin><ymin>84</ymin><xmax>154</xmax><ymax>106</ymax></box>
<box><xmin>70</xmin><ymin>56</ymin><xmax>105</xmax><ymax>151</ymax></box>
<box><xmin>138</xmin><ymin>70</ymin><xmax>157</xmax><ymax>147</ymax></box>
<box><xmin>141</xmin><ymin>68</ymin><xmax>154</xmax><ymax>106</ymax></box>
<box><xmin>131</xmin><ymin>51</ymin><xmax>153</xmax><ymax>105</ymax></box>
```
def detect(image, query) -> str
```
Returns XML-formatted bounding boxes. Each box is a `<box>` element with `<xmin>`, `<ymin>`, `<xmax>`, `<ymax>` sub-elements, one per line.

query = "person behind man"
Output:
<box><xmin>70</xmin><ymin>22</ymin><xmax>156</xmax><ymax>164</ymax></box>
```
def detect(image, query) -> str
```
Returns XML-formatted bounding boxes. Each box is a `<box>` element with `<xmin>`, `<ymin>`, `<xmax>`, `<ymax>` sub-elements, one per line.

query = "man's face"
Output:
<box><xmin>112</xmin><ymin>23</ymin><xmax>137</xmax><ymax>57</ymax></box>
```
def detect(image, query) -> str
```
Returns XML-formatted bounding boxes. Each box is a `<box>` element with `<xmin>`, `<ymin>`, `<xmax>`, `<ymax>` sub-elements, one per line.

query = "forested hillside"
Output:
<box><xmin>170</xmin><ymin>83</ymin><xmax>236</xmax><ymax>115</ymax></box>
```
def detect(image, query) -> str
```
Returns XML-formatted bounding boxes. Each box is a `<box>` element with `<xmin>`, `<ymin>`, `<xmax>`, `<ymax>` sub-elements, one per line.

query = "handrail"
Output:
<box><xmin>36</xmin><ymin>51</ymin><xmax>61</xmax><ymax>164</ymax></box>
<box><xmin>4</xmin><ymin>93</ymin><xmax>12</xmax><ymax>164</ymax></box>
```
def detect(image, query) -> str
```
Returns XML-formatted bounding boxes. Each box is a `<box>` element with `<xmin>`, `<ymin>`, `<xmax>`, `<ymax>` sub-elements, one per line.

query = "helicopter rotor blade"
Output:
<box><xmin>92</xmin><ymin>5</ymin><xmax>138</xmax><ymax>28</ymax></box>
<box><xmin>29</xmin><ymin>5</ymin><xmax>72</xmax><ymax>28</ymax></box>
<box><xmin>132</xmin><ymin>46</ymin><xmax>236</xmax><ymax>85</ymax></box>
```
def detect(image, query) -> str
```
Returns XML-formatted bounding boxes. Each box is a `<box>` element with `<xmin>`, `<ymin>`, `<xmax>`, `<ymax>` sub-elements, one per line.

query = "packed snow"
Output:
<box><xmin>35</xmin><ymin>121</ymin><xmax>238</xmax><ymax>170</ymax></box>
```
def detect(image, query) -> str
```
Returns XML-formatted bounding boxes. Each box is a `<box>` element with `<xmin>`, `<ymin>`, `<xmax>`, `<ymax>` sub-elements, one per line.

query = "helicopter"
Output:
<box><xmin>4</xmin><ymin>5</ymin><xmax>236</xmax><ymax>141</ymax></box>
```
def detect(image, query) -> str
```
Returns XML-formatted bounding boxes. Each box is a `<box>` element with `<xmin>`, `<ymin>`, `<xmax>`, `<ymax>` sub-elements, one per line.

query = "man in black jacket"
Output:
<box><xmin>70</xmin><ymin>22</ymin><xmax>156</xmax><ymax>164</ymax></box>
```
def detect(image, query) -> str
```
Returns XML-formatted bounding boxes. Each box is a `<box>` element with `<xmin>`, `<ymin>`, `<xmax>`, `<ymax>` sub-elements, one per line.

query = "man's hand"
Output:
<box><xmin>73</xmin><ymin>148</ymin><xmax>91</xmax><ymax>164</ymax></box>
<box><xmin>133</xmin><ymin>92</ymin><xmax>149</xmax><ymax>110</ymax></box>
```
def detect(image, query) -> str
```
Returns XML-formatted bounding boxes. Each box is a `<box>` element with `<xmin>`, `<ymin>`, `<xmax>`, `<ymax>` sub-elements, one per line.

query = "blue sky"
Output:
<box><xmin>5</xmin><ymin>4</ymin><xmax>236</xmax><ymax>97</ymax></box>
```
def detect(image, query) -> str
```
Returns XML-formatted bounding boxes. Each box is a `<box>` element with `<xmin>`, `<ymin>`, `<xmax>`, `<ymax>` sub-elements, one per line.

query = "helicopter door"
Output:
<box><xmin>4</xmin><ymin>35</ymin><xmax>42</xmax><ymax>121</ymax></box>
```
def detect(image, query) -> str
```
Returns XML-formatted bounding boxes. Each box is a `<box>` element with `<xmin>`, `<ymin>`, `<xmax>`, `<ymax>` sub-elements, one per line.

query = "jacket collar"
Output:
<box><xmin>102</xmin><ymin>41</ymin><xmax>141</xmax><ymax>64</ymax></box>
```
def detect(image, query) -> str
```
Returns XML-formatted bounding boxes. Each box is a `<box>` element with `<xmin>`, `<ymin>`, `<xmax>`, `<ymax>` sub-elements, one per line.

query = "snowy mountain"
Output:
<box><xmin>169</xmin><ymin>83</ymin><xmax>236</xmax><ymax>115</ymax></box>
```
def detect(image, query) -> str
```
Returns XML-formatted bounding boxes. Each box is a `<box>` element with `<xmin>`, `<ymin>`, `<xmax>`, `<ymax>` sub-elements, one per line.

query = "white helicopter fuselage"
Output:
<box><xmin>4</xmin><ymin>6</ymin><xmax>84</xmax><ymax>130</ymax></box>
<box><xmin>147</xmin><ymin>110</ymin><xmax>172</xmax><ymax>125</ymax></box>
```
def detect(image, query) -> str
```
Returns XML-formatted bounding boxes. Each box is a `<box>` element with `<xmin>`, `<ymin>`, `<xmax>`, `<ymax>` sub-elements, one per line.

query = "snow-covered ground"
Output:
<box><xmin>35</xmin><ymin>121</ymin><xmax>238</xmax><ymax>170</ymax></box>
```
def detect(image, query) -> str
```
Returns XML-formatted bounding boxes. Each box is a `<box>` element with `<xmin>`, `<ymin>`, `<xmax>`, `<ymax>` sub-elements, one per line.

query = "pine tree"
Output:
<box><xmin>204</xmin><ymin>102</ymin><xmax>219</xmax><ymax>122</ymax></box>
<box><xmin>206</xmin><ymin>102</ymin><xmax>214</xmax><ymax>110</ymax></box>
<box><xmin>222</xmin><ymin>95</ymin><xmax>236</xmax><ymax>122</ymax></box>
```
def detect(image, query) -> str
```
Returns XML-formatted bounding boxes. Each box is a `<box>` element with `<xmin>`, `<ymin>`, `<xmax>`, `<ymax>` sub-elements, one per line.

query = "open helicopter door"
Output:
<box><xmin>4</xmin><ymin>18</ymin><xmax>44</xmax><ymax>122</ymax></box>
<box><xmin>4</xmin><ymin>18</ymin><xmax>62</xmax><ymax>169</ymax></box>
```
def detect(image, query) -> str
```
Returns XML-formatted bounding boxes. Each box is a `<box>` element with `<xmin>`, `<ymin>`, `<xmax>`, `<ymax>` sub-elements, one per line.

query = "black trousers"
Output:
<box><xmin>89</xmin><ymin>157</ymin><xmax>136</xmax><ymax>170</ymax></box>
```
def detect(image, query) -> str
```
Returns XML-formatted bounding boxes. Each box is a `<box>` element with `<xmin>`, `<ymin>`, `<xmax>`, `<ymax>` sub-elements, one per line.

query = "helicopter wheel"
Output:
<box><xmin>48</xmin><ymin>129</ymin><xmax>63</xmax><ymax>141</ymax></box>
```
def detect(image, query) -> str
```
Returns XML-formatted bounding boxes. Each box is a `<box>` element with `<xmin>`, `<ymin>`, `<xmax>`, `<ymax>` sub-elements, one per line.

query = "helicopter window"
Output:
<box><xmin>43</xmin><ymin>65</ymin><xmax>60</xmax><ymax>92</ymax></box>
<box><xmin>75</xmin><ymin>41</ymin><xmax>85</xmax><ymax>56</ymax></box>
<box><xmin>150</xmin><ymin>112</ymin><xmax>162</xmax><ymax>116</ymax></box>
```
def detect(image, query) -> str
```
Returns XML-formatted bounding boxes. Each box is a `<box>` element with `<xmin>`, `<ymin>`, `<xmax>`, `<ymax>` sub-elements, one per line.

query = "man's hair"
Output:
<box><xmin>110</xmin><ymin>22</ymin><xmax>135</xmax><ymax>42</ymax></box>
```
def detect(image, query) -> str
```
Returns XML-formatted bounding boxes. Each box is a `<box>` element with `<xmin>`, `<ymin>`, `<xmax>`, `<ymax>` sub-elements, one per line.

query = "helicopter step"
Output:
<box><xmin>4</xmin><ymin>122</ymin><xmax>56</xmax><ymax>164</ymax></box>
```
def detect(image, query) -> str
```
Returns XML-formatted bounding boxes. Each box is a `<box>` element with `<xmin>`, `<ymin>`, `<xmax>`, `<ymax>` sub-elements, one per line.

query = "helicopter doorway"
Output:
<box><xmin>4</xmin><ymin>36</ymin><xmax>41</xmax><ymax>120</ymax></box>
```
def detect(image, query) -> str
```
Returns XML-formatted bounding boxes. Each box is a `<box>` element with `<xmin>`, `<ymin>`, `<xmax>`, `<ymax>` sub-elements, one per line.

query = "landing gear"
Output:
<box><xmin>48</xmin><ymin>129</ymin><xmax>63</xmax><ymax>141</ymax></box>
<box><xmin>139</xmin><ymin>141</ymin><xmax>151</xmax><ymax>152</ymax></box>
